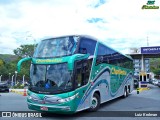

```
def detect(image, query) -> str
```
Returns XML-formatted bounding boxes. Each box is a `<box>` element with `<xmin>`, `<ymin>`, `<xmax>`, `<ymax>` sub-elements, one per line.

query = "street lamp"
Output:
<box><xmin>9</xmin><ymin>73</ymin><xmax>11</xmax><ymax>81</ymax></box>
<box><xmin>0</xmin><ymin>75</ymin><xmax>2</xmax><ymax>82</ymax></box>
<box><xmin>11</xmin><ymin>75</ymin><xmax>14</xmax><ymax>87</ymax></box>
<box><xmin>23</xmin><ymin>75</ymin><xmax>25</xmax><ymax>85</ymax></box>
<box><xmin>15</xmin><ymin>71</ymin><xmax>18</xmax><ymax>85</ymax></box>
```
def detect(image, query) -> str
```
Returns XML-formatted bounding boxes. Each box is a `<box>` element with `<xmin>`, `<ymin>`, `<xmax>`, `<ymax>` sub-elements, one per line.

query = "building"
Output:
<box><xmin>128</xmin><ymin>46</ymin><xmax>160</xmax><ymax>82</ymax></box>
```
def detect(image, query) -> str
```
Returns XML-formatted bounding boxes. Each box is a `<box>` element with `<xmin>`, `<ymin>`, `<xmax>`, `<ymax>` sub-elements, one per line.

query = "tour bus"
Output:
<box><xmin>17</xmin><ymin>35</ymin><xmax>133</xmax><ymax>113</ymax></box>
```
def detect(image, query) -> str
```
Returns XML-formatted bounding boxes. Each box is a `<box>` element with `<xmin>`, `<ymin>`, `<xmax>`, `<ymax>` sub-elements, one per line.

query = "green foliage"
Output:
<box><xmin>0</xmin><ymin>54</ymin><xmax>18</xmax><ymax>63</ymax></box>
<box><xmin>13</xmin><ymin>44</ymin><xmax>35</xmax><ymax>57</ymax></box>
<box><xmin>0</xmin><ymin>59</ymin><xmax>5</xmax><ymax>67</ymax></box>
<box><xmin>13</xmin><ymin>82</ymin><xmax>24</xmax><ymax>89</ymax></box>
<box><xmin>0</xmin><ymin>44</ymin><xmax>34</xmax><ymax>81</ymax></box>
<box><xmin>150</xmin><ymin>58</ymin><xmax>160</xmax><ymax>75</ymax></box>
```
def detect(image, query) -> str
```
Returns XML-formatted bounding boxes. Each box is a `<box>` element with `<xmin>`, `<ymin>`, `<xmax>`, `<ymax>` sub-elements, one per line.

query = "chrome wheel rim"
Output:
<box><xmin>91</xmin><ymin>97</ymin><xmax>98</xmax><ymax>108</ymax></box>
<box><xmin>124</xmin><ymin>89</ymin><xmax>127</xmax><ymax>97</ymax></box>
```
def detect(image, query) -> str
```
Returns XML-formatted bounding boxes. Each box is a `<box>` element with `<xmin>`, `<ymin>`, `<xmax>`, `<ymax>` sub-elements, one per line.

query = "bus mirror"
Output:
<box><xmin>79</xmin><ymin>48</ymin><xmax>87</xmax><ymax>54</ymax></box>
<box><xmin>33</xmin><ymin>65</ymin><xmax>37</xmax><ymax>75</ymax></box>
<box><xmin>96</xmin><ymin>56</ymin><xmax>104</xmax><ymax>65</ymax></box>
<box><xmin>17</xmin><ymin>57</ymin><xmax>32</xmax><ymax>72</ymax></box>
<box><xmin>82</xmin><ymin>60</ymin><xmax>88</xmax><ymax>73</ymax></box>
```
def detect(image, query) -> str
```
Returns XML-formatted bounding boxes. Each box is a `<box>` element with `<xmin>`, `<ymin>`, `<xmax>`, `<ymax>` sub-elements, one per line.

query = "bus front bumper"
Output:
<box><xmin>27</xmin><ymin>102</ymin><xmax>73</xmax><ymax>113</ymax></box>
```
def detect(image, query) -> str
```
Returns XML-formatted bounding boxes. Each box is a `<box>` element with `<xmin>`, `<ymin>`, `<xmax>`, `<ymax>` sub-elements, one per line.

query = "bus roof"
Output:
<box><xmin>39</xmin><ymin>34</ymin><xmax>132</xmax><ymax>60</ymax></box>
<box><xmin>98</xmin><ymin>40</ymin><xmax>133</xmax><ymax>61</ymax></box>
<box><xmin>40</xmin><ymin>34</ymin><xmax>98</xmax><ymax>42</ymax></box>
<box><xmin>77</xmin><ymin>35</ymin><xmax>132</xmax><ymax>60</ymax></box>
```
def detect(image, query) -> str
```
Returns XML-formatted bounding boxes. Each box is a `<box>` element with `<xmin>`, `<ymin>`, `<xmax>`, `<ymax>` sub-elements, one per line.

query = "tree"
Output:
<box><xmin>13</xmin><ymin>45</ymin><xmax>34</xmax><ymax>80</ymax></box>
<box><xmin>0</xmin><ymin>59</ymin><xmax>5</xmax><ymax>67</ymax></box>
<box><xmin>150</xmin><ymin>58</ymin><xmax>160</xmax><ymax>75</ymax></box>
<box><xmin>13</xmin><ymin>44</ymin><xmax>35</xmax><ymax>58</ymax></box>
<box><xmin>0</xmin><ymin>45</ymin><xmax>34</xmax><ymax>81</ymax></box>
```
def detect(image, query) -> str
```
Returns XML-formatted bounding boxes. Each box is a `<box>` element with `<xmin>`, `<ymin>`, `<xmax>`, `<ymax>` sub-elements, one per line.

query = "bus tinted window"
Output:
<box><xmin>96</xmin><ymin>43</ymin><xmax>133</xmax><ymax>69</ymax></box>
<box><xmin>75</xmin><ymin>60</ymin><xmax>91</xmax><ymax>88</ymax></box>
<box><xmin>34</xmin><ymin>36</ymin><xmax>79</xmax><ymax>58</ymax></box>
<box><xmin>78</xmin><ymin>38</ymin><xmax>97</xmax><ymax>55</ymax></box>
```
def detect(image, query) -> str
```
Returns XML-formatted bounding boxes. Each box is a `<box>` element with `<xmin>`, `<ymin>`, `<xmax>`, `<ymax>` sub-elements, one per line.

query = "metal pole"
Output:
<box><xmin>9</xmin><ymin>73</ymin><xmax>11</xmax><ymax>81</ymax></box>
<box><xmin>147</xmin><ymin>35</ymin><xmax>149</xmax><ymax>47</ymax></box>
<box><xmin>15</xmin><ymin>71</ymin><xmax>18</xmax><ymax>85</ymax></box>
<box><xmin>9</xmin><ymin>73</ymin><xmax>11</xmax><ymax>85</ymax></box>
<box><xmin>12</xmin><ymin>75</ymin><xmax>14</xmax><ymax>87</ymax></box>
<box><xmin>141</xmin><ymin>54</ymin><xmax>144</xmax><ymax>82</ymax></box>
<box><xmin>0</xmin><ymin>75</ymin><xmax>2</xmax><ymax>82</ymax></box>
<box><xmin>23</xmin><ymin>75</ymin><xmax>25</xmax><ymax>85</ymax></box>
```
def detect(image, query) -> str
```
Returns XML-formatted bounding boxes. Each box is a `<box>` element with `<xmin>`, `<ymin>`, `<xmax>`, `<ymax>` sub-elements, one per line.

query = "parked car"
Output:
<box><xmin>152</xmin><ymin>79</ymin><xmax>159</xmax><ymax>86</ymax></box>
<box><xmin>134</xmin><ymin>79</ymin><xmax>139</xmax><ymax>88</ymax></box>
<box><xmin>157</xmin><ymin>79</ymin><xmax>160</xmax><ymax>87</ymax></box>
<box><xmin>148</xmin><ymin>79</ymin><xmax>153</xmax><ymax>84</ymax></box>
<box><xmin>0</xmin><ymin>82</ymin><xmax>9</xmax><ymax>92</ymax></box>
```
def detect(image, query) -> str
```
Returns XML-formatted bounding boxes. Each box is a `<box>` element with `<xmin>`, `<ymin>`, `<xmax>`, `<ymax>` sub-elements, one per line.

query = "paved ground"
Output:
<box><xmin>0</xmin><ymin>84</ymin><xmax>160</xmax><ymax>120</ymax></box>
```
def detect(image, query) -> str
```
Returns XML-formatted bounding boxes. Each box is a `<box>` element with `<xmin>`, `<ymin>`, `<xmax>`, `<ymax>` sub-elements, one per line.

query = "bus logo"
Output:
<box><xmin>111</xmin><ymin>68</ymin><xmax>127</xmax><ymax>75</ymax></box>
<box><xmin>41</xmin><ymin>100</ymin><xmax>45</xmax><ymax>104</ymax></box>
<box><xmin>40</xmin><ymin>106</ymin><xmax>48</xmax><ymax>111</ymax></box>
<box><xmin>2</xmin><ymin>112</ymin><xmax>11</xmax><ymax>117</ymax></box>
<box><xmin>142</xmin><ymin>0</ymin><xmax>159</xmax><ymax>9</ymax></box>
<box><xmin>147</xmin><ymin>0</ymin><xmax>155</xmax><ymax>5</ymax></box>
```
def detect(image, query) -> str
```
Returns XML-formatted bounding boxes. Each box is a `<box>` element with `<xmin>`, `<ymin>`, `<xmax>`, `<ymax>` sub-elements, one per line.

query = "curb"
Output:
<box><xmin>10</xmin><ymin>89</ymin><xmax>27</xmax><ymax>96</ymax></box>
<box><xmin>137</xmin><ymin>87</ymin><xmax>150</xmax><ymax>94</ymax></box>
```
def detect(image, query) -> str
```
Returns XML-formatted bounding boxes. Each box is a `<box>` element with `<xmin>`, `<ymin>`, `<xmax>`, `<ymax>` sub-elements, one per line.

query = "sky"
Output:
<box><xmin>0</xmin><ymin>0</ymin><xmax>160</xmax><ymax>55</ymax></box>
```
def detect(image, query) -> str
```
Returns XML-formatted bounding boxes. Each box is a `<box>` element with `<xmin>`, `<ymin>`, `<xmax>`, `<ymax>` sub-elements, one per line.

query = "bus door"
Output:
<box><xmin>74</xmin><ymin>60</ymin><xmax>90</xmax><ymax>109</ymax></box>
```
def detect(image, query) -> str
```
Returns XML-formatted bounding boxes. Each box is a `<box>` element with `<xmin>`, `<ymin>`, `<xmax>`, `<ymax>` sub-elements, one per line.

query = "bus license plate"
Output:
<box><xmin>40</xmin><ymin>106</ymin><xmax>48</xmax><ymax>111</ymax></box>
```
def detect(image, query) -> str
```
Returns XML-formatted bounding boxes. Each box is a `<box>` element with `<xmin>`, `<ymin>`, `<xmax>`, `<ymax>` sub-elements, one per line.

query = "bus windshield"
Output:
<box><xmin>29</xmin><ymin>63</ymin><xmax>73</xmax><ymax>94</ymax></box>
<box><xmin>34</xmin><ymin>36</ymin><xmax>79</xmax><ymax>58</ymax></box>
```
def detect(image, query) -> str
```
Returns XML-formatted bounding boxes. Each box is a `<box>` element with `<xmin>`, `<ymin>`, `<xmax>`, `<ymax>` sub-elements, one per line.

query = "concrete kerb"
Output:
<box><xmin>10</xmin><ymin>89</ymin><xmax>28</xmax><ymax>95</ymax></box>
<box><xmin>137</xmin><ymin>87</ymin><xmax>150</xmax><ymax>94</ymax></box>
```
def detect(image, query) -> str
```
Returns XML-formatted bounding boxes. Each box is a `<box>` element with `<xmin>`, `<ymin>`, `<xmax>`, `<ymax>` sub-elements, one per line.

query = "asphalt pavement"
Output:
<box><xmin>0</xmin><ymin>84</ymin><xmax>160</xmax><ymax>120</ymax></box>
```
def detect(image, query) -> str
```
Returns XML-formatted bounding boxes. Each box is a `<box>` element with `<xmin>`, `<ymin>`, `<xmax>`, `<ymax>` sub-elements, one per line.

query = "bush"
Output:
<box><xmin>13</xmin><ymin>82</ymin><xmax>24</xmax><ymax>89</ymax></box>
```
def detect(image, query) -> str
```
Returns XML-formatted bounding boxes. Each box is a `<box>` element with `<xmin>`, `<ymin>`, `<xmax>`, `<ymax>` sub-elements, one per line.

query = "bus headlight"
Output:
<box><xmin>28</xmin><ymin>96</ymin><xmax>32</xmax><ymax>100</ymax></box>
<box><xmin>27</xmin><ymin>94</ymin><xmax>39</xmax><ymax>102</ymax></box>
<box><xmin>57</xmin><ymin>93</ymin><xmax>78</xmax><ymax>103</ymax></box>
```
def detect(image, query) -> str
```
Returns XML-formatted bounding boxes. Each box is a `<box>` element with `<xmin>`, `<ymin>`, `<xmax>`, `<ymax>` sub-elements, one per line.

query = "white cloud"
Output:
<box><xmin>0</xmin><ymin>0</ymin><xmax>160</xmax><ymax>55</ymax></box>
<box><xmin>0</xmin><ymin>35</ymin><xmax>20</xmax><ymax>54</ymax></box>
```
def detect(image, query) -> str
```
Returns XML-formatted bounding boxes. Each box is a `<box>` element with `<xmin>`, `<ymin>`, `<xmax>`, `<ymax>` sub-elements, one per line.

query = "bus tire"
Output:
<box><xmin>89</xmin><ymin>93</ymin><xmax>100</xmax><ymax>112</ymax></box>
<box><xmin>123</xmin><ymin>87</ymin><xmax>128</xmax><ymax>98</ymax></box>
<box><xmin>128</xmin><ymin>86</ymin><xmax>130</xmax><ymax>94</ymax></box>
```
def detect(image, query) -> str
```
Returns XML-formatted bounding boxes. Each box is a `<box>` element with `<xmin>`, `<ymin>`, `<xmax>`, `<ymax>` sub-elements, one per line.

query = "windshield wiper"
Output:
<box><xmin>46</xmin><ymin>79</ymin><xmax>65</xmax><ymax>92</ymax></box>
<box><xmin>63</xmin><ymin>79</ymin><xmax>72</xmax><ymax>90</ymax></box>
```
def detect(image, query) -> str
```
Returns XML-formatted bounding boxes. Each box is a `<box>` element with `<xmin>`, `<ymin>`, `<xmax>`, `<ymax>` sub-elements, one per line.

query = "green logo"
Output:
<box><xmin>147</xmin><ymin>0</ymin><xmax>155</xmax><ymax>5</ymax></box>
<box><xmin>142</xmin><ymin>0</ymin><xmax>159</xmax><ymax>9</ymax></box>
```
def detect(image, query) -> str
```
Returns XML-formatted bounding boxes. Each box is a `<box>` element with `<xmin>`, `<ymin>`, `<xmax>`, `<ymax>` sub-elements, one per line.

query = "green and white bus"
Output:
<box><xmin>17</xmin><ymin>35</ymin><xmax>133</xmax><ymax>113</ymax></box>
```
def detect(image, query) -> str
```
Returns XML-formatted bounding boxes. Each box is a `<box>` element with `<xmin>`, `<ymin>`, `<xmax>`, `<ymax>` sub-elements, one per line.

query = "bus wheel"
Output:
<box><xmin>123</xmin><ymin>87</ymin><xmax>128</xmax><ymax>98</ymax></box>
<box><xmin>89</xmin><ymin>93</ymin><xmax>100</xmax><ymax>112</ymax></box>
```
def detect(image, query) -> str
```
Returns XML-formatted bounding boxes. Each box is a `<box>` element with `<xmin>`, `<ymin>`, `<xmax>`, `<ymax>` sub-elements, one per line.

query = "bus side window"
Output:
<box><xmin>96</xmin><ymin>43</ymin><xmax>108</xmax><ymax>65</ymax></box>
<box><xmin>82</xmin><ymin>60</ymin><xmax>90</xmax><ymax>85</ymax></box>
<box><xmin>78</xmin><ymin>38</ymin><xmax>96</xmax><ymax>55</ymax></box>
<box><xmin>75</xmin><ymin>60</ymin><xmax>90</xmax><ymax>88</ymax></box>
<box><xmin>75</xmin><ymin>61</ymin><xmax>82</xmax><ymax>88</ymax></box>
